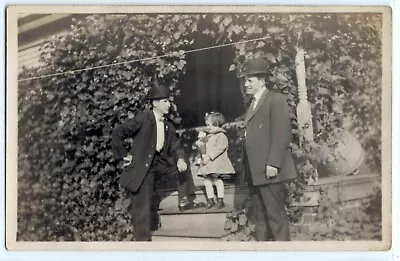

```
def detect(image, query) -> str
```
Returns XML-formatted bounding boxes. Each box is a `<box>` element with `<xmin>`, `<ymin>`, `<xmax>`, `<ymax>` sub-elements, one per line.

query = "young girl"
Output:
<box><xmin>196</xmin><ymin>112</ymin><xmax>235</xmax><ymax>209</ymax></box>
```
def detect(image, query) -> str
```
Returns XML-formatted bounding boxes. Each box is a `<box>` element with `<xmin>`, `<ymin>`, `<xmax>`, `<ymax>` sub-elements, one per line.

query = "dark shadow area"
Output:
<box><xmin>176</xmin><ymin>22</ymin><xmax>244</xmax><ymax>128</ymax></box>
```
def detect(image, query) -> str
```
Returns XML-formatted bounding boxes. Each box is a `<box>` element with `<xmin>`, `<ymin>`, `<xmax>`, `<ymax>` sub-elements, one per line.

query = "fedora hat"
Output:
<box><xmin>241</xmin><ymin>57</ymin><xmax>269</xmax><ymax>77</ymax></box>
<box><xmin>147</xmin><ymin>85</ymin><xmax>170</xmax><ymax>100</ymax></box>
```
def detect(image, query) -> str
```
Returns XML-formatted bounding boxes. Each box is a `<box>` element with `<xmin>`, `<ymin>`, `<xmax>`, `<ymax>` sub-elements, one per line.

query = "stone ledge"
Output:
<box><xmin>308</xmin><ymin>173</ymin><xmax>380</xmax><ymax>188</ymax></box>
<box><xmin>292</xmin><ymin>173</ymin><xmax>380</xmax><ymax>207</ymax></box>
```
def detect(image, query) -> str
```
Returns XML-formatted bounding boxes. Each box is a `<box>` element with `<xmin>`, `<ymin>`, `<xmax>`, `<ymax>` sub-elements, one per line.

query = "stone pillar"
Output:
<box><xmin>295</xmin><ymin>48</ymin><xmax>318</xmax><ymax>181</ymax></box>
<box><xmin>295</xmin><ymin>48</ymin><xmax>314</xmax><ymax>143</ymax></box>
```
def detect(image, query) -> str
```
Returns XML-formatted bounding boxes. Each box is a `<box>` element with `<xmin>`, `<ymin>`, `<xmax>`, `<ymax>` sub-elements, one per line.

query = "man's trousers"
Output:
<box><xmin>126</xmin><ymin>152</ymin><xmax>196</xmax><ymax>241</ymax></box>
<box><xmin>243</xmin><ymin>148</ymin><xmax>291</xmax><ymax>241</ymax></box>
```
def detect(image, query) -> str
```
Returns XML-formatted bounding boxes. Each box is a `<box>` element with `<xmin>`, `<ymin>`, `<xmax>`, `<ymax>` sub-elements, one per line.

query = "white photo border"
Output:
<box><xmin>1</xmin><ymin>0</ymin><xmax>399</xmax><ymax>260</ymax></box>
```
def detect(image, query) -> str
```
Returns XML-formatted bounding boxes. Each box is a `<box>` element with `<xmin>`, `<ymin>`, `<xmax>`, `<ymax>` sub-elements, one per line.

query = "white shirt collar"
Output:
<box><xmin>253</xmin><ymin>87</ymin><xmax>267</xmax><ymax>103</ymax></box>
<box><xmin>152</xmin><ymin>110</ymin><xmax>164</xmax><ymax>122</ymax></box>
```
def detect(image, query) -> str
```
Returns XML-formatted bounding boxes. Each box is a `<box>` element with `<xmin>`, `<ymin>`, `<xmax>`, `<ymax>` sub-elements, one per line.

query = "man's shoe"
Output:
<box><xmin>179</xmin><ymin>196</ymin><xmax>206</xmax><ymax>211</ymax></box>
<box><xmin>179</xmin><ymin>197</ymin><xmax>196</xmax><ymax>211</ymax></box>
<box><xmin>179</xmin><ymin>201</ymin><xmax>194</xmax><ymax>211</ymax></box>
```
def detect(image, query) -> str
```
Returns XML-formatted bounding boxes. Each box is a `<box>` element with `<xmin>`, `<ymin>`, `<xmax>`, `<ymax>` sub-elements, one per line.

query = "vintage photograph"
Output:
<box><xmin>6</xmin><ymin>5</ymin><xmax>392</xmax><ymax>251</ymax></box>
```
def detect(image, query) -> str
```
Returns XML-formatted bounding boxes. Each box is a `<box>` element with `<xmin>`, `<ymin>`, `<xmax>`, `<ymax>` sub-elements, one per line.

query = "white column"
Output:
<box><xmin>295</xmin><ymin>48</ymin><xmax>314</xmax><ymax>143</ymax></box>
<box><xmin>295</xmin><ymin>48</ymin><xmax>318</xmax><ymax>182</ymax></box>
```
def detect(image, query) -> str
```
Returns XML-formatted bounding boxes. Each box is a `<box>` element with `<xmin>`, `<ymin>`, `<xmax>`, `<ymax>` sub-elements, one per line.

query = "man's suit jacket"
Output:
<box><xmin>244</xmin><ymin>90</ymin><xmax>297</xmax><ymax>186</ymax></box>
<box><xmin>112</xmin><ymin>110</ymin><xmax>184</xmax><ymax>192</ymax></box>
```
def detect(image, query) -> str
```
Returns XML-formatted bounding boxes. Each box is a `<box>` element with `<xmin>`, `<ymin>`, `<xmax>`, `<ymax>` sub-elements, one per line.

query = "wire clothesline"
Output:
<box><xmin>18</xmin><ymin>35</ymin><xmax>276</xmax><ymax>82</ymax></box>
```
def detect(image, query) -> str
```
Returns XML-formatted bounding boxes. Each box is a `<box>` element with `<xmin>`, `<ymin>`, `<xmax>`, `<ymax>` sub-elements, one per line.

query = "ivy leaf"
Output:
<box><xmin>318</xmin><ymin>87</ymin><xmax>330</xmax><ymax>95</ymax></box>
<box><xmin>202</xmin><ymin>28</ymin><xmax>210</xmax><ymax>35</ymax></box>
<box><xmin>176</xmin><ymin>60</ymin><xmax>186</xmax><ymax>70</ymax></box>
<box><xmin>127</xmin><ymin>111</ymin><xmax>135</xmax><ymax>119</ymax></box>
<box><xmin>115</xmin><ymin>198</ymin><xmax>123</xmax><ymax>211</ymax></box>
<box><xmin>249</xmin><ymin>223</ymin><xmax>256</xmax><ymax>232</ymax></box>
<box><xmin>231</xmin><ymin>221</ymin><xmax>239</xmax><ymax>233</ymax></box>
<box><xmin>265</xmin><ymin>53</ymin><xmax>276</xmax><ymax>63</ymax></box>
<box><xmin>173</xmin><ymin>31</ymin><xmax>181</xmax><ymax>40</ymax></box>
<box><xmin>238</xmin><ymin>232</ymin><xmax>250</xmax><ymax>241</ymax></box>
<box><xmin>224</xmin><ymin>219</ymin><xmax>233</xmax><ymax>231</ymax></box>
<box><xmin>191</xmin><ymin>23</ymin><xmax>198</xmax><ymax>32</ymax></box>
<box><xmin>256</xmin><ymin>41</ymin><xmax>265</xmax><ymax>48</ymax></box>
<box><xmin>222</xmin><ymin>16</ymin><xmax>232</xmax><ymax>27</ymax></box>
<box><xmin>172</xmin><ymin>15</ymin><xmax>180</xmax><ymax>23</ymax></box>
<box><xmin>267</xmin><ymin>27</ymin><xmax>284</xmax><ymax>33</ymax></box>
<box><xmin>238</xmin><ymin>213</ymin><xmax>248</xmax><ymax>226</ymax></box>
<box><xmin>122</xmin><ymin>198</ymin><xmax>131</xmax><ymax>209</ymax></box>
<box><xmin>246</xmin><ymin>26</ymin><xmax>256</xmax><ymax>35</ymax></box>
<box><xmin>243</xmin><ymin>226</ymin><xmax>252</xmax><ymax>236</ymax></box>
<box><xmin>47</xmin><ymin>93</ymin><xmax>55</xmax><ymax>101</ymax></box>
<box><xmin>231</xmin><ymin>25</ymin><xmax>243</xmax><ymax>34</ymax></box>
<box><xmin>94</xmin><ymin>90</ymin><xmax>105</xmax><ymax>99</ymax></box>
<box><xmin>332</xmin><ymin>75</ymin><xmax>346</xmax><ymax>81</ymax></box>
<box><xmin>313</xmin><ymin>31</ymin><xmax>324</xmax><ymax>39</ymax></box>
<box><xmin>339</xmin><ymin>55</ymin><xmax>352</xmax><ymax>63</ymax></box>
<box><xmin>213</xmin><ymin>15</ymin><xmax>222</xmax><ymax>24</ymax></box>
<box><xmin>254</xmin><ymin>26</ymin><xmax>263</xmax><ymax>34</ymax></box>
<box><xmin>276</xmin><ymin>73</ymin><xmax>288</xmax><ymax>82</ymax></box>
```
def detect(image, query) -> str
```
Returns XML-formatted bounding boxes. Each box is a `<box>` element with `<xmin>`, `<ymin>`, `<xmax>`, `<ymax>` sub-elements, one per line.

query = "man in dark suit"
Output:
<box><xmin>112</xmin><ymin>85</ymin><xmax>198</xmax><ymax>241</ymax></box>
<box><xmin>241</xmin><ymin>57</ymin><xmax>298</xmax><ymax>241</ymax></box>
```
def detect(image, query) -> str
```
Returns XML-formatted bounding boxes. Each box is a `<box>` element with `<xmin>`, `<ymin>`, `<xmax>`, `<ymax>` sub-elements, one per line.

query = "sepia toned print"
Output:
<box><xmin>6</xmin><ymin>5</ymin><xmax>391</xmax><ymax>251</ymax></box>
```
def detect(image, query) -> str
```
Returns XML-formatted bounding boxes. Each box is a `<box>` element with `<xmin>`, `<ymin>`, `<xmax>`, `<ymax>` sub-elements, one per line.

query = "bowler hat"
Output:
<box><xmin>147</xmin><ymin>85</ymin><xmax>170</xmax><ymax>100</ymax></box>
<box><xmin>241</xmin><ymin>57</ymin><xmax>269</xmax><ymax>77</ymax></box>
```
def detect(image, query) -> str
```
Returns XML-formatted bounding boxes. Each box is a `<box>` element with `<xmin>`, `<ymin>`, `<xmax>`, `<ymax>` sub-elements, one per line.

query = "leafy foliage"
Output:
<box><xmin>202</xmin><ymin>13</ymin><xmax>382</xmax><ymax>240</ymax></box>
<box><xmin>223</xmin><ymin>207</ymin><xmax>256</xmax><ymax>241</ymax></box>
<box><xmin>202</xmin><ymin>13</ymin><xmax>381</xmax><ymax>192</ymax></box>
<box><xmin>17</xmin><ymin>14</ymin><xmax>200</xmax><ymax>241</ymax></box>
<box><xmin>291</xmin><ymin>185</ymin><xmax>382</xmax><ymax>241</ymax></box>
<box><xmin>222</xmin><ymin>184</ymin><xmax>382</xmax><ymax>241</ymax></box>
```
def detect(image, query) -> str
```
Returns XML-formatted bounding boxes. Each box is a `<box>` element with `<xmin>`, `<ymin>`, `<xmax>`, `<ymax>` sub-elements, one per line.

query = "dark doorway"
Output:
<box><xmin>175</xmin><ymin>32</ymin><xmax>245</xmax><ymax>128</ymax></box>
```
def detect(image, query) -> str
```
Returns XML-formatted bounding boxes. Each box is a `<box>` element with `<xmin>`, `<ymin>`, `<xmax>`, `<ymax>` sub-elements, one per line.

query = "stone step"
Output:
<box><xmin>157</xmin><ymin>185</ymin><xmax>248</xmax><ymax>211</ymax></box>
<box><xmin>153</xmin><ymin>205</ymin><xmax>232</xmax><ymax>239</ymax></box>
<box><xmin>153</xmin><ymin>184</ymin><xmax>246</xmax><ymax>239</ymax></box>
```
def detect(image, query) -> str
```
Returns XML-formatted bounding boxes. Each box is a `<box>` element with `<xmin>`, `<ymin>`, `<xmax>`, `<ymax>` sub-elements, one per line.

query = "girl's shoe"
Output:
<box><xmin>216</xmin><ymin>198</ymin><xmax>225</xmax><ymax>209</ymax></box>
<box><xmin>205</xmin><ymin>198</ymin><xmax>215</xmax><ymax>209</ymax></box>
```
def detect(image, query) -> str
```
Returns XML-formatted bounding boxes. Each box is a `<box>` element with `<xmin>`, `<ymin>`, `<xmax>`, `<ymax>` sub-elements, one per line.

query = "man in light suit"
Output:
<box><xmin>112</xmin><ymin>85</ymin><xmax>198</xmax><ymax>241</ymax></box>
<box><xmin>241</xmin><ymin>57</ymin><xmax>298</xmax><ymax>241</ymax></box>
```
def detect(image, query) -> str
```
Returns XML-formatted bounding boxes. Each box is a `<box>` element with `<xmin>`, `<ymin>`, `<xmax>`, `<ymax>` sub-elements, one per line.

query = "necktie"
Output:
<box><xmin>245</xmin><ymin>97</ymin><xmax>256</xmax><ymax>124</ymax></box>
<box><xmin>253</xmin><ymin>98</ymin><xmax>258</xmax><ymax>110</ymax></box>
<box><xmin>248</xmin><ymin>97</ymin><xmax>256</xmax><ymax>113</ymax></box>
